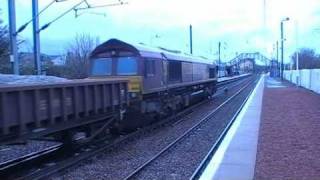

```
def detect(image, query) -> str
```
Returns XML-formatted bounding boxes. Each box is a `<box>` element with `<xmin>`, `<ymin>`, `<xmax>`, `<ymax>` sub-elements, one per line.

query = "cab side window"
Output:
<box><xmin>168</xmin><ymin>60</ymin><xmax>182</xmax><ymax>83</ymax></box>
<box><xmin>209</xmin><ymin>67</ymin><xmax>216</xmax><ymax>78</ymax></box>
<box><xmin>145</xmin><ymin>59</ymin><xmax>156</xmax><ymax>77</ymax></box>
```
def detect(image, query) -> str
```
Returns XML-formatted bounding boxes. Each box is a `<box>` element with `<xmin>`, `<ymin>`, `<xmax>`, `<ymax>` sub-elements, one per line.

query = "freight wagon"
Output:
<box><xmin>0</xmin><ymin>79</ymin><xmax>128</xmax><ymax>142</ymax></box>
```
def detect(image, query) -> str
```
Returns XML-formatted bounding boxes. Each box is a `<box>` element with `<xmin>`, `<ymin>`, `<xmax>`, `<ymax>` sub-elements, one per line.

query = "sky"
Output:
<box><xmin>1</xmin><ymin>0</ymin><xmax>320</xmax><ymax>64</ymax></box>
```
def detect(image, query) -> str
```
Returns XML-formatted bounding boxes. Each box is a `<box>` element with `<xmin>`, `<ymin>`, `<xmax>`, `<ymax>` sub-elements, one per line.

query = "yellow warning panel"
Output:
<box><xmin>128</xmin><ymin>76</ymin><xmax>142</xmax><ymax>92</ymax></box>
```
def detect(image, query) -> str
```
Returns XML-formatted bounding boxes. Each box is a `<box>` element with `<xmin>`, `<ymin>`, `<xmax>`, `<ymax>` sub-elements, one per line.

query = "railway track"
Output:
<box><xmin>122</xmin><ymin>76</ymin><xmax>259</xmax><ymax>180</ymax></box>
<box><xmin>0</xmin><ymin>143</ymin><xmax>61</xmax><ymax>173</ymax></box>
<box><xmin>1</xmin><ymin>75</ymin><xmax>253</xmax><ymax>180</ymax></box>
<box><xmin>54</xmin><ymin>75</ymin><xmax>255</xmax><ymax>180</ymax></box>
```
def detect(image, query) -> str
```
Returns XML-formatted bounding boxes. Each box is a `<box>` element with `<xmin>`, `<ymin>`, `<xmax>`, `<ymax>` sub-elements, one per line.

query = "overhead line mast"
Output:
<box><xmin>11</xmin><ymin>0</ymin><xmax>68</xmax><ymax>75</ymax></box>
<box><xmin>9</xmin><ymin>0</ymin><xmax>127</xmax><ymax>75</ymax></box>
<box><xmin>189</xmin><ymin>25</ymin><xmax>193</xmax><ymax>54</ymax></box>
<box><xmin>8</xmin><ymin>0</ymin><xmax>18</xmax><ymax>74</ymax></box>
<box><xmin>32</xmin><ymin>0</ymin><xmax>41</xmax><ymax>75</ymax></box>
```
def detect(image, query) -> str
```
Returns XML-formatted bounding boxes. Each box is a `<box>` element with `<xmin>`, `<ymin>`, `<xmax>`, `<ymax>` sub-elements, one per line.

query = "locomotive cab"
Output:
<box><xmin>90</xmin><ymin>46</ymin><xmax>143</xmax><ymax>102</ymax></box>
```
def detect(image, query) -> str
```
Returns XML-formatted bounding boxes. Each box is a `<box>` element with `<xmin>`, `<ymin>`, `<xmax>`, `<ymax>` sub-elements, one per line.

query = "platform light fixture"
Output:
<box><xmin>280</xmin><ymin>17</ymin><xmax>290</xmax><ymax>80</ymax></box>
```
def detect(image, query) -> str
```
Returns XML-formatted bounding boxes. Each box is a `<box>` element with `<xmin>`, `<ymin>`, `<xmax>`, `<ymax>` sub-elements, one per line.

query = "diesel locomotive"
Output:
<box><xmin>90</xmin><ymin>39</ymin><xmax>218</xmax><ymax>131</ymax></box>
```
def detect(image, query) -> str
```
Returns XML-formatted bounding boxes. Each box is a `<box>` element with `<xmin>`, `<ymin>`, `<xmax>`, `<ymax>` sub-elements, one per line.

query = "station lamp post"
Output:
<box><xmin>189</xmin><ymin>25</ymin><xmax>193</xmax><ymax>54</ymax></box>
<box><xmin>280</xmin><ymin>17</ymin><xmax>290</xmax><ymax>80</ymax></box>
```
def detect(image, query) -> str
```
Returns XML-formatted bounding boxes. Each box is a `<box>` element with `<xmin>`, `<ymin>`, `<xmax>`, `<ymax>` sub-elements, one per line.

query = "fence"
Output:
<box><xmin>284</xmin><ymin>69</ymin><xmax>320</xmax><ymax>94</ymax></box>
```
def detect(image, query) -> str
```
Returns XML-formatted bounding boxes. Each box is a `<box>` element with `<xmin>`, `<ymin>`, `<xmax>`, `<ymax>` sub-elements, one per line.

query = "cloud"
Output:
<box><xmin>2</xmin><ymin>0</ymin><xmax>320</xmax><ymax>63</ymax></box>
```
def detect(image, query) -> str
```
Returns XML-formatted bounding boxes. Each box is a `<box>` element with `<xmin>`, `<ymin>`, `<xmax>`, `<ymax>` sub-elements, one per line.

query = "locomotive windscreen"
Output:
<box><xmin>91</xmin><ymin>56</ymin><xmax>138</xmax><ymax>76</ymax></box>
<box><xmin>117</xmin><ymin>57</ymin><xmax>138</xmax><ymax>75</ymax></box>
<box><xmin>91</xmin><ymin>58</ymin><xmax>112</xmax><ymax>75</ymax></box>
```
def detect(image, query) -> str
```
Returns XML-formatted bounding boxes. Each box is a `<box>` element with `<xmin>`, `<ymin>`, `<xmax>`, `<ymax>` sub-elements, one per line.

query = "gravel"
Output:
<box><xmin>254</xmin><ymin>77</ymin><xmax>320</xmax><ymax>180</ymax></box>
<box><xmin>51</xmin><ymin>77</ymin><xmax>254</xmax><ymax>180</ymax></box>
<box><xmin>0</xmin><ymin>140</ymin><xmax>61</xmax><ymax>165</ymax></box>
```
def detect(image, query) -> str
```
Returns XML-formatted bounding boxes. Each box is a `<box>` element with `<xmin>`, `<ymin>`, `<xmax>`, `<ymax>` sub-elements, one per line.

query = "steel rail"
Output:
<box><xmin>0</xmin><ymin>143</ymin><xmax>62</xmax><ymax>178</ymax></box>
<box><xmin>18</xmin><ymin>133</ymin><xmax>138</xmax><ymax>180</ymax></box>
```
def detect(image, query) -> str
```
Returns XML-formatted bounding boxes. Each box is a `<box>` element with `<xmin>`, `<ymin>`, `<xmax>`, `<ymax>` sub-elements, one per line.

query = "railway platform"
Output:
<box><xmin>199</xmin><ymin>75</ymin><xmax>320</xmax><ymax>180</ymax></box>
<box><xmin>217</xmin><ymin>73</ymin><xmax>250</xmax><ymax>83</ymax></box>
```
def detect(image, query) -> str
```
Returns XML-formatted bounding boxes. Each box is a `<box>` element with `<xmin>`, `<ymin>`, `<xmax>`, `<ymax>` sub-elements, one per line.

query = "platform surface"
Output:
<box><xmin>200</xmin><ymin>75</ymin><xmax>320</xmax><ymax>180</ymax></box>
<box><xmin>218</xmin><ymin>73</ymin><xmax>250</xmax><ymax>83</ymax></box>
<box><xmin>254</xmin><ymin>77</ymin><xmax>320</xmax><ymax>180</ymax></box>
<box><xmin>200</xmin><ymin>75</ymin><xmax>265</xmax><ymax>180</ymax></box>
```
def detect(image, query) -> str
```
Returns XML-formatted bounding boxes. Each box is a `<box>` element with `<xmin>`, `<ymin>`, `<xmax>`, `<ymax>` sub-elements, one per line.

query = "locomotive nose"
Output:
<box><xmin>127</xmin><ymin>76</ymin><xmax>142</xmax><ymax>93</ymax></box>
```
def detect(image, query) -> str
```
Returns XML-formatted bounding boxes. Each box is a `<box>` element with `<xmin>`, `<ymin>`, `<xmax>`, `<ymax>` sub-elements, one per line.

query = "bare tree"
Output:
<box><xmin>0</xmin><ymin>10</ymin><xmax>11</xmax><ymax>73</ymax></box>
<box><xmin>65</xmin><ymin>33</ymin><xmax>99</xmax><ymax>78</ymax></box>
<box><xmin>291</xmin><ymin>48</ymin><xmax>320</xmax><ymax>69</ymax></box>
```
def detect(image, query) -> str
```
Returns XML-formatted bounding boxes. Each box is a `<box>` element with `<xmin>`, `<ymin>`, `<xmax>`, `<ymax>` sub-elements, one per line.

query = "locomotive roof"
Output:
<box><xmin>91</xmin><ymin>39</ymin><xmax>216</xmax><ymax>65</ymax></box>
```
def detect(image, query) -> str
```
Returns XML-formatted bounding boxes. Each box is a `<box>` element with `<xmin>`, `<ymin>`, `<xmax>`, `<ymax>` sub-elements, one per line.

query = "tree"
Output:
<box><xmin>0</xmin><ymin>10</ymin><xmax>11</xmax><ymax>73</ymax></box>
<box><xmin>291</xmin><ymin>48</ymin><xmax>320</xmax><ymax>69</ymax></box>
<box><xmin>64</xmin><ymin>33</ymin><xmax>99</xmax><ymax>78</ymax></box>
